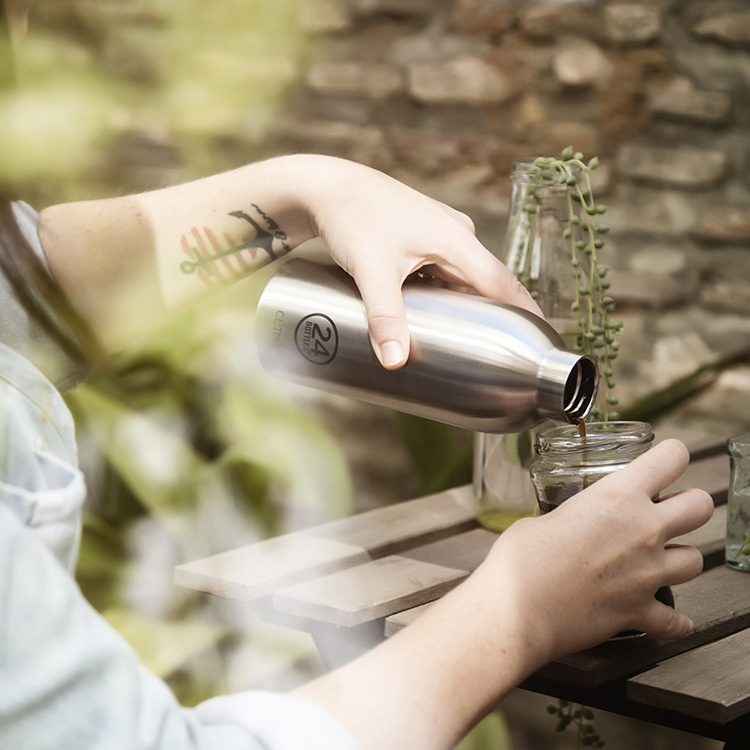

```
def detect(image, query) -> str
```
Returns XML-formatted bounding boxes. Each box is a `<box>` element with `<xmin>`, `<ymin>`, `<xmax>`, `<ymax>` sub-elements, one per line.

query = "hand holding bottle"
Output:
<box><xmin>297</xmin><ymin>155</ymin><xmax>543</xmax><ymax>368</ymax></box>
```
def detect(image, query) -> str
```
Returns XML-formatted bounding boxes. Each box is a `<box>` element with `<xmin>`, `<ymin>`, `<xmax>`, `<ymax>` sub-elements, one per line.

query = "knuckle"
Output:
<box><xmin>686</xmin><ymin>546</ymin><xmax>705</xmax><ymax>577</ymax></box>
<box><xmin>455</xmin><ymin>210</ymin><xmax>476</xmax><ymax>234</ymax></box>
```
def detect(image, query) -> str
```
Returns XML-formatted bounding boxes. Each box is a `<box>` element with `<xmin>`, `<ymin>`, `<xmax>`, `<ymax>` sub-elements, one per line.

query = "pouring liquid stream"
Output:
<box><xmin>577</xmin><ymin>418</ymin><xmax>589</xmax><ymax>489</ymax></box>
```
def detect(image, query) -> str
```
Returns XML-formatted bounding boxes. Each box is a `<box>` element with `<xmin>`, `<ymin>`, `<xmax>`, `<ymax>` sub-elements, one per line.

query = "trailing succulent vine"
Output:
<box><xmin>547</xmin><ymin>700</ymin><xmax>605</xmax><ymax>749</ymax></box>
<box><xmin>511</xmin><ymin>146</ymin><xmax>623</xmax><ymax>421</ymax></box>
<box><xmin>512</xmin><ymin>147</ymin><xmax>618</xmax><ymax>747</ymax></box>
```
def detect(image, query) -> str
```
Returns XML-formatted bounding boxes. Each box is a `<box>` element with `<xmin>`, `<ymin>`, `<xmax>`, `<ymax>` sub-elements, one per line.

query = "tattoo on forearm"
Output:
<box><xmin>179</xmin><ymin>205</ymin><xmax>292</xmax><ymax>285</ymax></box>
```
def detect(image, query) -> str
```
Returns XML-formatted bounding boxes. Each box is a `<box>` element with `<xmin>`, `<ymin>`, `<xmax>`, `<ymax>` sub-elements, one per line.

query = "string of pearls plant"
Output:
<box><xmin>548</xmin><ymin>701</ymin><xmax>605</xmax><ymax>749</ymax></box>
<box><xmin>520</xmin><ymin>146</ymin><xmax>623</xmax><ymax>421</ymax></box>
<box><xmin>521</xmin><ymin>147</ymin><xmax>619</xmax><ymax>747</ymax></box>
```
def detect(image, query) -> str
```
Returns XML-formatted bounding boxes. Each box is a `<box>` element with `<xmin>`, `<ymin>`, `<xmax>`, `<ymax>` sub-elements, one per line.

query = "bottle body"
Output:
<box><xmin>726</xmin><ymin>432</ymin><xmax>750</xmax><ymax>572</ymax></box>
<box><xmin>256</xmin><ymin>259</ymin><xmax>598</xmax><ymax>434</ymax></box>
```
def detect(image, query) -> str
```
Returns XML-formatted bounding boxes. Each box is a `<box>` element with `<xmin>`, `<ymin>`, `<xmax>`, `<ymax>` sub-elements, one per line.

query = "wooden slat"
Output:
<box><xmin>671</xmin><ymin>502</ymin><xmax>726</xmax><ymax>567</ymax></box>
<box><xmin>174</xmin><ymin>485</ymin><xmax>476</xmax><ymax>602</ymax></box>
<box><xmin>384</xmin><ymin>602</ymin><xmax>433</xmax><ymax>637</ymax></box>
<box><xmin>384</xmin><ymin>491</ymin><xmax>728</xmax><ymax>640</ymax></box>
<box><xmin>535</xmin><ymin>565</ymin><xmax>750</xmax><ymax>689</ymax></box>
<box><xmin>273</xmin><ymin>556</ymin><xmax>468</xmax><ymax>627</ymax></box>
<box><xmin>656</xmin><ymin>429</ymin><xmax>727</xmax><ymax>461</ymax></box>
<box><xmin>628</xmin><ymin>626</ymin><xmax>750</xmax><ymax>723</ymax></box>
<box><xmin>665</xmin><ymin>452</ymin><xmax>730</xmax><ymax>505</ymax></box>
<box><xmin>305</xmin><ymin>485</ymin><xmax>477</xmax><ymax>557</ymax></box>
<box><xmin>272</xmin><ymin>528</ymin><xmax>497</xmax><ymax>629</ymax></box>
<box><xmin>400</xmin><ymin>527</ymin><xmax>499</xmax><ymax>570</ymax></box>
<box><xmin>174</xmin><ymin>533</ymin><xmax>369</xmax><ymax>602</ymax></box>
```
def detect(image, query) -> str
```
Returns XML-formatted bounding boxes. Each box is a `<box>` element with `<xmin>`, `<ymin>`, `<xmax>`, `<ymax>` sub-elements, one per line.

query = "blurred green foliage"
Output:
<box><xmin>10</xmin><ymin>0</ymin><xmax>308</xmax><ymax>201</ymax></box>
<box><xmin>6</xmin><ymin>0</ymin><xmax>350</xmax><ymax>702</ymax></box>
<box><xmin>9</xmin><ymin>2</ymin><xmax>493</xmax><ymax>737</ymax></box>
<box><xmin>69</xmin><ymin>290</ymin><xmax>353</xmax><ymax>703</ymax></box>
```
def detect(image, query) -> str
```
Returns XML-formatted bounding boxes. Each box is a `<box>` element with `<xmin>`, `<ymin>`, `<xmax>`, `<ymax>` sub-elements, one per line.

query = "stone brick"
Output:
<box><xmin>610</xmin><ymin>243</ymin><xmax>697</xmax><ymax>309</ymax></box>
<box><xmin>617</xmin><ymin>144</ymin><xmax>728</xmax><ymax>188</ymax></box>
<box><xmin>517</xmin><ymin>93</ymin><xmax>547</xmax><ymax>129</ymax></box>
<box><xmin>394</xmin><ymin>165</ymin><xmax>509</xmax><ymax>218</ymax></box>
<box><xmin>611</xmin><ymin>270</ymin><xmax>690</xmax><ymax>308</ymax></box>
<box><xmin>605</xmin><ymin>4</ymin><xmax>661</xmax><ymax>44</ymax></box>
<box><xmin>699</xmin><ymin>249</ymin><xmax>750</xmax><ymax>314</ymax></box>
<box><xmin>647</xmin><ymin>77</ymin><xmax>731</xmax><ymax>125</ymax></box>
<box><xmin>605</xmin><ymin>185</ymin><xmax>697</xmax><ymax>237</ymax></box>
<box><xmin>687</xmin><ymin>366</ymin><xmax>750</xmax><ymax>431</ymax></box>
<box><xmin>386</xmin><ymin>126</ymin><xmax>501</xmax><ymax>172</ymax></box>
<box><xmin>449</xmin><ymin>0</ymin><xmax>513</xmax><ymax>35</ymax></box>
<box><xmin>552</xmin><ymin>39</ymin><xmax>611</xmax><ymax>88</ymax></box>
<box><xmin>345</xmin><ymin>0</ymin><xmax>431</xmax><ymax>17</ymax></box>
<box><xmin>518</xmin><ymin>5</ymin><xmax>564</xmax><ymax>39</ymax></box>
<box><xmin>518</xmin><ymin>4</ymin><xmax>605</xmax><ymax>41</ymax></box>
<box><xmin>695</xmin><ymin>206</ymin><xmax>750</xmax><ymax>245</ymax></box>
<box><xmin>306</xmin><ymin>62</ymin><xmax>403</xmax><ymax>99</ymax></box>
<box><xmin>389</xmin><ymin>33</ymin><xmax>489</xmax><ymax>66</ymax></box>
<box><xmin>525</xmin><ymin>122</ymin><xmax>599</xmax><ymax>162</ymax></box>
<box><xmin>299</xmin><ymin>0</ymin><xmax>352</xmax><ymax>33</ymax></box>
<box><xmin>276</xmin><ymin>119</ymin><xmax>391</xmax><ymax>169</ymax></box>
<box><xmin>700</xmin><ymin>279</ymin><xmax>750</xmax><ymax>316</ymax></box>
<box><xmin>655</xmin><ymin>305</ymin><xmax>750</xmax><ymax>353</ymax></box>
<box><xmin>693</xmin><ymin>13</ymin><xmax>750</xmax><ymax>47</ymax></box>
<box><xmin>644</xmin><ymin>332</ymin><xmax>717</xmax><ymax>388</ymax></box>
<box><xmin>628</xmin><ymin>245</ymin><xmax>689</xmax><ymax>276</ymax></box>
<box><xmin>407</xmin><ymin>56</ymin><xmax>517</xmax><ymax>105</ymax></box>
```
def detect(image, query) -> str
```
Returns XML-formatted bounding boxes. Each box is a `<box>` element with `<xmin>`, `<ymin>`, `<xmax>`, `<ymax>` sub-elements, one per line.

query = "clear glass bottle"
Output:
<box><xmin>530</xmin><ymin>420</ymin><xmax>673</xmax><ymax>637</ymax></box>
<box><xmin>474</xmin><ymin>158</ymin><xmax>587</xmax><ymax>532</ymax></box>
<box><xmin>726</xmin><ymin>432</ymin><xmax>750</xmax><ymax>572</ymax></box>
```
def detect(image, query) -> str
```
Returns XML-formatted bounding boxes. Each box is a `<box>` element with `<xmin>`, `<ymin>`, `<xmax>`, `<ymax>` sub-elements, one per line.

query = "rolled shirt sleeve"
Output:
<box><xmin>0</xmin><ymin>503</ymin><xmax>357</xmax><ymax>750</ymax></box>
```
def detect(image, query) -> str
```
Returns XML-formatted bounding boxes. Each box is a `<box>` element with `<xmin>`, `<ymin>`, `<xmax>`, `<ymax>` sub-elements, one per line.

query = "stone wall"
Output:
<box><xmin>272</xmin><ymin>0</ymin><xmax>750</xmax><ymax>437</ymax></box>
<box><xmin>32</xmin><ymin>0</ymin><xmax>750</xmax><ymax>441</ymax></box>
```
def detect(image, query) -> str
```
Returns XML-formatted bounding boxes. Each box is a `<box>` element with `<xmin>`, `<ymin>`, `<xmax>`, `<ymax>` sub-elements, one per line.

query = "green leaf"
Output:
<box><xmin>67</xmin><ymin>385</ymin><xmax>208</xmax><ymax>519</ymax></box>
<box><xmin>76</xmin><ymin>512</ymin><xmax>128</xmax><ymax>611</ymax></box>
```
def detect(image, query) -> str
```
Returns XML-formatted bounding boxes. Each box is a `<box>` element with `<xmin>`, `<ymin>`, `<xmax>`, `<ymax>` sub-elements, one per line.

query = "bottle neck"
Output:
<box><xmin>535</xmin><ymin>349</ymin><xmax>598</xmax><ymax>423</ymax></box>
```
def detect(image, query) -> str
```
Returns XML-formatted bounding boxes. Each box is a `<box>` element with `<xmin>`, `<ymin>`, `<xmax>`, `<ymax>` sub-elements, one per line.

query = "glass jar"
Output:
<box><xmin>530</xmin><ymin>421</ymin><xmax>654</xmax><ymax>513</ymax></box>
<box><xmin>474</xmin><ymin>158</ymin><xmax>588</xmax><ymax>532</ymax></box>
<box><xmin>726</xmin><ymin>432</ymin><xmax>750</xmax><ymax>572</ymax></box>
<box><xmin>530</xmin><ymin>420</ymin><xmax>673</xmax><ymax>637</ymax></box>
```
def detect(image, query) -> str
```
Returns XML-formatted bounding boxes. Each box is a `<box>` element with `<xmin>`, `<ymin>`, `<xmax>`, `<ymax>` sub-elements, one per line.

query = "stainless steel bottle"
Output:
<box><xmin>256</xmin><ymin>259</ymin><xmax>598</xmax><ymax>433</ymax></box>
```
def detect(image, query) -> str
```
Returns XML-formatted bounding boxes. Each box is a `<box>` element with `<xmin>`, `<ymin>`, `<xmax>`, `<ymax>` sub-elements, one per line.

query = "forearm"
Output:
<box><xmin>37</xmin><ymin>155</ymin><xmax>320</xmax><ymax>350</ymax></box>
<box><xmin>292</xmin><ymin>567</ymin><xmax>542</xmax><ymax>750</ymax></box>
<box><xmin>38</xmin><ymin>152</ymin><xmax>540</xmax><ymax>362</ymax></box>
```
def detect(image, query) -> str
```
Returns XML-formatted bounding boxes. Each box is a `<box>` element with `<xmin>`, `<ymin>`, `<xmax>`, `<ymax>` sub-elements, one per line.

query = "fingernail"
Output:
<box><xmin>379</xmin><ymin>341</ymin><xmax>406</xmax><ymax>369</ymax></box>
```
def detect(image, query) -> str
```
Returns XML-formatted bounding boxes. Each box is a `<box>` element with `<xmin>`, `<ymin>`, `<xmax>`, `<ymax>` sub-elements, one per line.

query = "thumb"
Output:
<box><xmin>355</xmin><ymin>268</ymin><xmax>410</xmax><ymax>370</ymax></box>
<box><xmin>641</xmin><ymin>601</ymin><xmax>694</xmax><ymax>641</ymax></box>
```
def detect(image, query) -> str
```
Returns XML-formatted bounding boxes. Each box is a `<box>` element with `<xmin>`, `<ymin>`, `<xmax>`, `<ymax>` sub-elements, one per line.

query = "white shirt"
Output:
<box><xmin>0</xmin><ymin>206</ymin><xmax>357</xmax><ymax>749</ymax></box>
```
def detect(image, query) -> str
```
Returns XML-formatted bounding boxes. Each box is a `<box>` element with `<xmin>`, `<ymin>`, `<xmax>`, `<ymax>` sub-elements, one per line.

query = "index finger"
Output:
<box><xmin>656</xmin><ymin>487</ymin><xmax>715</xmax><ymax>541</ymax></box>
<box><xmin>599</xmin><ymin>438</ymin><xmax>690</xmax><ymax>500</ymax></box>
<box><xmin>458</xmin><ymin>247</ymin><xmax>543</xmax><ymax>317</ymax></box>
